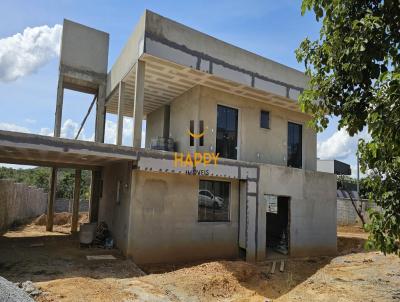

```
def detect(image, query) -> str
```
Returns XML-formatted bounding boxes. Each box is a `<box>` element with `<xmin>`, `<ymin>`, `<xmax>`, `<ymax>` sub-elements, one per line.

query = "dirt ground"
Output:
<box><xmin>0</xmin><ymin>218</ymin><xmax>399</xmax><ymax>302</ymax></box>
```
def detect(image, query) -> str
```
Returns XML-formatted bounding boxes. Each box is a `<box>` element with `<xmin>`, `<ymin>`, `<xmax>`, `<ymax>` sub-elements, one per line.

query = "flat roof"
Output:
<box><xmin>0</xmin><ymin>131</ymin><xmax>137</xmax><ymax>170</ymax></box>
<box><xmin>106</xmin><ymin>10</ymin><xmax>308</xmax><ymax>116</ymax></box>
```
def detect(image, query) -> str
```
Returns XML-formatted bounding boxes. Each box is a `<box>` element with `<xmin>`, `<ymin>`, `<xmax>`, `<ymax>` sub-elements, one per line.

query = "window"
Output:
<box><xmin>260</xmin><ymin>111</ymin><xmax>270</xmax><ymax>129</ymax></box>
<box><xmin>199</xmin><ymin>120</ymin><xmax>204</xmax><ymax>146</ymax></box>
<box><xmin>287</xmin><ymin>122</ymin><xmax>302</xmax><ymax>168</ymax></box>
<box><xmin>198</xmin><ymin>180</ymin><xmax>230</xmax><ymax>222</ymax></box>
<box><xmin>189</xmin><ymin>120</ymin><xmax>194</xmax><ymax>146</ymax></box>
<box><xmin>216</xmin><ymin>105</ymin><xmax>238</xmax><ymax>159</ymax></box>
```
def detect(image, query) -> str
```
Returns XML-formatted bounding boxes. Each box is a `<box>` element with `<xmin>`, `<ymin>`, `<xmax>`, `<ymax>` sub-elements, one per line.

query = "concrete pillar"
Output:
<box><xmin>116</xmin><ymin>81</ymin><xmax>126</xmax><ymax>145</ymax></box>
<box><xmin>246</xmin><ymin>195</ymin><xmax>257</xmax><ymax>262</ymax></box>
<box><xmin>89</xmin><ymin>170</ymin><xmax>101</xmax><ymax>223</ymax></box>
<box><xmin>71</xmin><ymin>169</ymin><xmax>81</xmax><ymax>233</ymax></box>
<box><xmin>54</xmin><ymin>77</ymin><xmax>64</xmax><ymax>137</ymax></box>
<box><xmin>133</xmin><ymin>60</ymin><xmax>145</xmax><ymax>148</ymax></box>
<box><xmin>95</xmin><ymin>84</ymin><xmax>106</xmax><ymax>143</ymax></box>
<box><xmin>46</xmin><ymin>168</ymin><xmax>57</xmax><ymax>232</ymax></box>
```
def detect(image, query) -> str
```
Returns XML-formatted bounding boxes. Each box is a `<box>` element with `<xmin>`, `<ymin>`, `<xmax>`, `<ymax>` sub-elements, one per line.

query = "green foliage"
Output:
<box><xmin>297</xmin><ymin>0</ymin><xmax>400</xmax><ymax>255</ymax></box>
<box><xmin>0</xmin><ymin>167</ymin><xmax>91</xmax><ymax>199</ymax></box>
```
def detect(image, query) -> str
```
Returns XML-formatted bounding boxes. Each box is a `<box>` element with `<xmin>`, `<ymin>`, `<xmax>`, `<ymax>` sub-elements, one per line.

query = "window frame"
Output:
<box><xmin>260</xmin><ymin>110</ymin><xmax>270</xmax><ymax>129</ymax></box>
<box><xmin>287</xmin><ymin>121</ymin><xmax>303</xmax><ymax>169</ymax></box>
<box><xmin>197</xmin><ymin>179</ymin><xmax>231</xmax><ymax>223</ymax></box>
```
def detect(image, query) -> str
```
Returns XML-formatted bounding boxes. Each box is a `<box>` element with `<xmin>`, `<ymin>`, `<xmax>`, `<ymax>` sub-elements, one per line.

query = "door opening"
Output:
<box><xmin>266</xmin><ymin>196</ymin><xmax>290</xmax><ymax>256</ymax></box>
<box><xmin>216</xmin><ymin>105</ymin><xmax>238</xmax><ymax>160</ymax></box>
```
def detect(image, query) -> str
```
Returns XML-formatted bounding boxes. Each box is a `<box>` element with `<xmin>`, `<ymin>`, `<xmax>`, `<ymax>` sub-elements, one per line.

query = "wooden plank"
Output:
<box><xmin>280</xmin><ymin>260</ymin><xmax>285</xmax><ymax>272</ymax></box>
<box><xmin>71</xmin><ymin>169</ymin><xmax>81</xmax><ymax>233</ymax></box>
<box><xmin>46</xmin><ymin>168</ymin><xmax>57</xmax><ymax>232</ymax></box>
<box><xmin>270</xmin><ymin>261</ymin><xmax>276</xmax><ymax>274</ymax></box>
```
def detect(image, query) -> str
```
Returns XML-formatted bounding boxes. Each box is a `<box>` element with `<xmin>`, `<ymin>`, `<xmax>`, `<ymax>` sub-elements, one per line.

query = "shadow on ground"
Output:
<box><xmin>0</xmin><ymin>229</ymin><xmax>143</xmax><ymax>283</ymax></box>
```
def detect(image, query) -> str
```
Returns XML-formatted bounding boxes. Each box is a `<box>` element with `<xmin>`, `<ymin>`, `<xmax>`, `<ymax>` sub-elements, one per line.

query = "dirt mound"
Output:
<box><xmin>34</xmin><ymin>212</ymin><xmax>88</xmax><ymax>226</ymax></box>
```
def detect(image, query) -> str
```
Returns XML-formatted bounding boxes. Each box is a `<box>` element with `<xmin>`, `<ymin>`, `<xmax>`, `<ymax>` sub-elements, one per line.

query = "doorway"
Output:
<box><xmin>216</xmin><ymin>105</ymin><xmax>238</xmax><ymax>160</ymax></box>
<box><xmin>266</xmin><ymin>196</ymin><xmax>290</xmax><ymax>256</ymax></box>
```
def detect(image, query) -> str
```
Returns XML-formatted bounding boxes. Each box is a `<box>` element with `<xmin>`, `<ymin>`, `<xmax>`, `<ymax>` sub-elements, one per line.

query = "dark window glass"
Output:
<box><xmin>216</xmin><ymin>105</ymin><xmax>238</xmax><ymax>159</ymax></box>
<box><xmin>190</xmin><ymin>120</ymin><xmax>194</xmax><ymax>146</ymax></box>
<box><xmin>287</xmin><ymin>122</ymin><xmax>302</xmax><ymax>168</ymax></box>
<box><xmin>198</xmin><ymin>180</ymin><xmax>230</xmax><ymax>222</ymax></box>
<box><xmin>199</xmin><ymin>120</ymin><xmax>204</xmax><ymax>146</ymax></box>
<box><xmin>260</xmin><ymin>111</ymin><xmax>270</xmax><ymax>129</ymax></box>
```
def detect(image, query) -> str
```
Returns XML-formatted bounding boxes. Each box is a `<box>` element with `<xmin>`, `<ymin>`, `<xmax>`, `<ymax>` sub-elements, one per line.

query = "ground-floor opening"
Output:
<box><xmin>266</xmin><ymin>196</ymin><xmax>290</xmax><ymax>258</ymax></box>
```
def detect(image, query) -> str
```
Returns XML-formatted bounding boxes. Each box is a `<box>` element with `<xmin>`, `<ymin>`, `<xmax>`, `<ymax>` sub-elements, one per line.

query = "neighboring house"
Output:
<box><xmin>0</xmin><ymin>10</ymin><xmax>337</xmax><ymax>264</ymax></box>
<box><xmin>317</xmin><ymin>159</ymin><xmax>352</xmax><ymax>176</ymax></box>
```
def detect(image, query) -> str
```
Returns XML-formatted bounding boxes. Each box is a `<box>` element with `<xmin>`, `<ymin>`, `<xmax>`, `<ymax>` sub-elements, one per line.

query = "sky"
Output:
<box><xmin>0</xmin><ymin>0</ymin><xmax>363</xmax><ymax>176</ymax></box>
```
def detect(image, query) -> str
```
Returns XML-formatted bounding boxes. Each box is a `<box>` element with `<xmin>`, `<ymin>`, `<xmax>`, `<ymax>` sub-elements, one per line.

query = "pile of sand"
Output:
<box><xmin>34</xmin><ymin>212</ymin><xmax>88</xmax><ymax>226</ymax></box>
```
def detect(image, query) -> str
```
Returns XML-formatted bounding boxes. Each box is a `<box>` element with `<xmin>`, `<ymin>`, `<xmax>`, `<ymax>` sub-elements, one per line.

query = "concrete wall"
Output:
<box><xmin>107</xmin><ymin>13</ymin><xmax>146</xmax><ymax>95</ymax></box>
<box><xmin>127</xmin><ymin>171</ymin><xmax>239</xmax><ymax>265</ymax></box>
<box><xmin>144</xmin><ymin>10</ymin><xmax>307</xmax><ymax>97</ymax></box>
<box><xmin>61</xmin><ymin>19</ymin><xmax>109</xmax><ymax>74</ymax></box>
<box><xmin>257</xmin><ymin>165</ymin><xmax>337</xmax><ymax>259</ymax></box>
<box><xmin>169</xmin><ymin>86</ymin><xmax>201</xmax><ymax>153</ymax></box>
<box><xmin>145</xmin><ymin>105</ymin><xmax>168</xmax><ymax>147</ymax></box>
<box><xmin>99</xmin><ymin>162</ymin><xmax>133</xmax><ymax>253</ymax></box>
<box><xmin>337</xmin><ymin>199</ymin><xmax>380</xmax><ymax>225</ymax></box>
<box><xmin>166</xmin><ymin>85</ymin><xmax>317</xmax><ymax>170</ymax></box>
<box><xmin>54</xmin><ymin>198</ymin><xmax>89</xmax><ymax>213</ymax></box>
<box><xmin>0</xmin><ymin>180</ymin><xmax>47</xmax><ymax>230</ymax></box>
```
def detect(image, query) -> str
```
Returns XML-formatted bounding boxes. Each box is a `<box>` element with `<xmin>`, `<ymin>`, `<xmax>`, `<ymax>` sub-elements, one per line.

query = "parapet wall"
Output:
<box><xmin>0</xmin><ymin>179</ymin><xmax>47</xmax><ymax>230</ymax></box>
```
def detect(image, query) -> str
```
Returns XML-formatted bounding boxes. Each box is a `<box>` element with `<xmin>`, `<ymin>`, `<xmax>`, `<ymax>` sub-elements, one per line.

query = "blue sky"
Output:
<box><xmin>0</xmin><ymin>0</ymin><xmax>361</xmax><ymax>175</ymax></box>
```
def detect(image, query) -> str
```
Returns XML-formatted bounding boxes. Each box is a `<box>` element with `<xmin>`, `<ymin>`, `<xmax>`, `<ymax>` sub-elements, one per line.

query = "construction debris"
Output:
<box><xmin>280</xmin><ymin>260</ymin><xmax>285</xmax><ymax>272</ymax></box>
<box><xmin>270</xmin><ymin>261</ymin><xmax>276</xmax><ymax>274</ymax></box>
<box><xmin>16</xmin><ymin>281</ymin><xmax>42</xmax><ymax>297</ymax></box>
<box><xmin>86</xmin><ymin>255</ymin><xmax>116</xmax><ymax>260</ymax></box>
<box><xmin>0</xmin><ymin>277</ymin><xmax>34</xmax><ymax>302</ymax></box>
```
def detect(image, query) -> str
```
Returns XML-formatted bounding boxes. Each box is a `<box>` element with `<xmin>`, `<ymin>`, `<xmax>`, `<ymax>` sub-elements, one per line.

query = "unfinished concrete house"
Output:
<box><xmin>0</xmin><ymin>10</ymin><xmax>337</xmax><ymax>264</ymax></box>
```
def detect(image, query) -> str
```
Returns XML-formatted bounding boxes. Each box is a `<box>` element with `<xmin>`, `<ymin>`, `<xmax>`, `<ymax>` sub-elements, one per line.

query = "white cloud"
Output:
<box><xmin>0</xmin><ymin>122</ymin><xmax>30</xmax><ymax>133</ymax></box>
<box><xmin>104</xmin><ymin>117</ymin><xmax>146</xmax><ymax>147</ymax></box>
<box><xmin>61</xmin><ymin>118</ymin><xmax>94</xmax><ymax>141</ymax></box>
<box><xmin>0</xmin><ymin>24</ymin><xmax>62</xmax><ymax>82</ymax></box>
<box><xmin>318</xmin><ymin>128</ymin><xmax>370</xmax><ymax>160</ymax></box>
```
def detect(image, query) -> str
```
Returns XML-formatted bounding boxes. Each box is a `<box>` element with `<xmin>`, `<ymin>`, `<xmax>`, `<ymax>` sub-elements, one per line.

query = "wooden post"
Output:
<box><xmin>46</xmin><ymin>168</ymin><xmax>57</xmax><ymax>232</ymax></box>
<box><xmin>133</xmin><ymin>60</ymin><xmax>145</xmax><ymax>148</ymax></box>
<box><xmin>116</xmin><ymin>81</ymin><xmax>125</xmax><ymax>145</ymax></box>
<box><xmin>71</xmin><ymin>169</ymin><xmax>81</xmax><ymax>233</ymax></box>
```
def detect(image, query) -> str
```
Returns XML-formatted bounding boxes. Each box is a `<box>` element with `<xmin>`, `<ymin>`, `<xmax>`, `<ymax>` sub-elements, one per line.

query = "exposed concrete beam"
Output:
<box><xmin>0</xmin><ymin>157</ymin><xmax>100</xmax><ymax>171</ymax></box>
<box><xmin>89</xmin><ymin>170</ymin><xmax>102</xmax><ymax>223</ymax></box>
<box><xmin>116</xmin><ymin>81</ymin><xmax>126</xmax><ymax>145</ymax></box>
<box><xmin>95</xmin><ymin>84</ymin><xmax>106</xmax><ymax>143</ymax></box>
<box><xmin>133</xmin><ymin>61</ymin><xmax>145</xmax><ymax>148</ymax></box>
<box><xmin>46</xmin><ymin>168</ymin><xmax>57</xmax><ymax>232</ymax></box>
<box><xmin>71</xmin><ymin>169</ymin><xmax>81</xmax><ymax>233</ymax></box>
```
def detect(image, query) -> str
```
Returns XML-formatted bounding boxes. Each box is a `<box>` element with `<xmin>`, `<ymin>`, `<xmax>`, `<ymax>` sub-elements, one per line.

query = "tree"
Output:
<box><xmin>296</xmin><ymin>0</ymin><xmax>400</xmax><ymax>255</ymax></box>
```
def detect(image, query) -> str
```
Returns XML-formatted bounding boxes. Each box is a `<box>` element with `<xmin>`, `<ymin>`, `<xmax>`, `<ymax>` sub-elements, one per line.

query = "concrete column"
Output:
<box><xmin>116</xmin><ymin>81</ymin><xmax>126</xmax><ymax>145</ymax></box>
<box><xmin>246</xmin><ymin>195</ymin><xmax>257</xmax><ymax>262</ymax></box>
<box><xmin>133</xmin><ymin>60</ymin><xmax>145</xmax><ymax>148</ymax></box>
<box><xmin>54</xmin><ymin>77</ymin><xmax>64</xmax><ymax>137</ymax></box>
<box><xmin>46</xmin><ymin>168</ymin><xmax>57</xmax><ymax>232</ymax></box>
<box><xmin>71</xmin><ymin>169</ymin><xmax>81</xmax><ymax>233</ymax></box>
<box><xmin>95</xmin><ymin>84</ymin><xmax>106</xmax><ymax>143</ymax></box>
<box><xmin>89</xmin><ymin>170</ymin><xmax>102</xmax><ymax>223</ymax></box>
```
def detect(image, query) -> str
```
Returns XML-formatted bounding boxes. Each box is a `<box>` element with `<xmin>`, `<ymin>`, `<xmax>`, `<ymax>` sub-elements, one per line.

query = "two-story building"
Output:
<box><xmin>0</xmin><ymin>10</ymin><xmax>337</xmax><ymax>265</ymax></box>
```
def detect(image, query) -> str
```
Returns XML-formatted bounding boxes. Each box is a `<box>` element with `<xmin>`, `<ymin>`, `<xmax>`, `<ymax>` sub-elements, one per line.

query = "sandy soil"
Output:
<box><xmin>0</xmin><ymin>220</ymin><xmax>399</xmax><ymax>302</ymax></box>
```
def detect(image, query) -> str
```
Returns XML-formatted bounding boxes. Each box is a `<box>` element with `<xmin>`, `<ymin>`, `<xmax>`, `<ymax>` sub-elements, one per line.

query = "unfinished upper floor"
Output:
<box><xmin>55</xmin><ymin>10</ymin><xmax>314</xmax><ymax>171</ymax></box>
